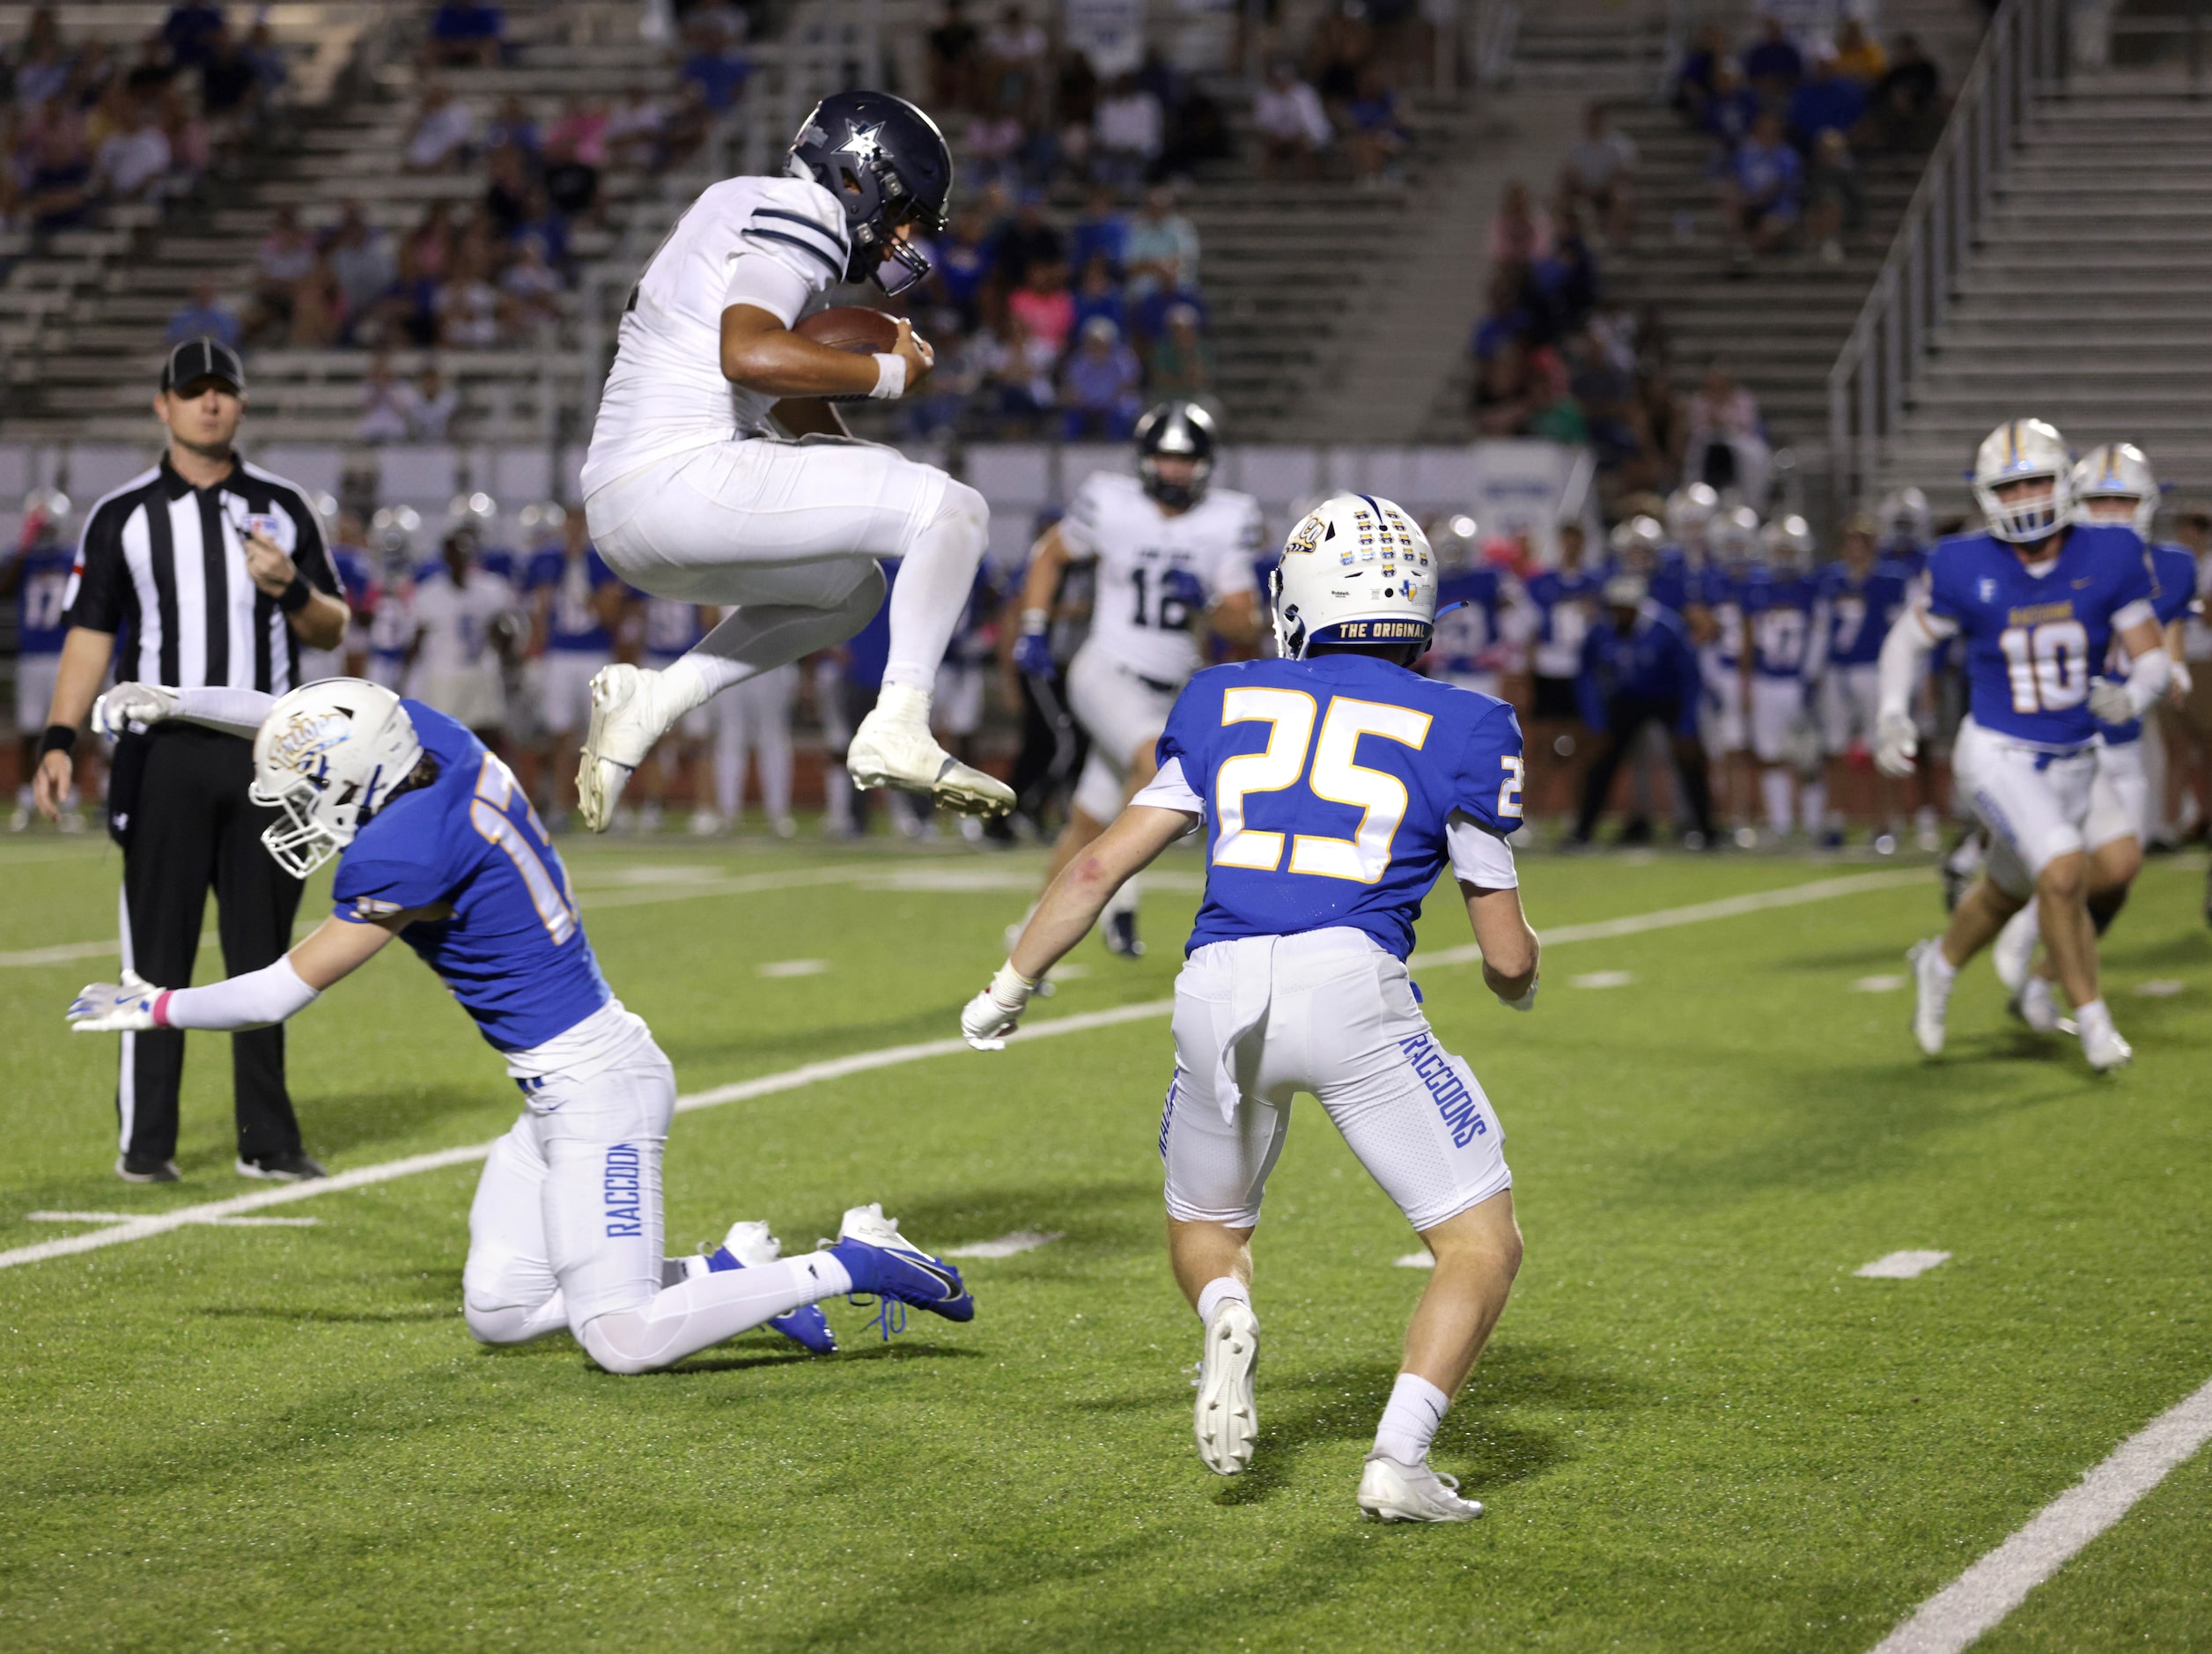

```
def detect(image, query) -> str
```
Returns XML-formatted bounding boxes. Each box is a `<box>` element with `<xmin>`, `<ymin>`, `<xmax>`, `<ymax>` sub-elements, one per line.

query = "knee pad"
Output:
<box><xmin>464</xmin><ymin>1294</ymin><xmax>560</xmax><ymax>1347</ymax></box>
<box><xmin>577</xmin><ymin>1309</ymin><xmax>670</xmax><ymax>1376</ymax></box>
<box><xmin>909</xmin><ymin>477</ymin><xmax>987</xmax><ymax>559</ymax></box>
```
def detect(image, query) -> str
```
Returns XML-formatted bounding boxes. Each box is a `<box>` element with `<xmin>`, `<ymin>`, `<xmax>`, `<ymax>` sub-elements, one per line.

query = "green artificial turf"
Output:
<box><xmin>0</xmin><ymin>830</ymin><xmax>2207</xmax><ymax>1651</ymax></box>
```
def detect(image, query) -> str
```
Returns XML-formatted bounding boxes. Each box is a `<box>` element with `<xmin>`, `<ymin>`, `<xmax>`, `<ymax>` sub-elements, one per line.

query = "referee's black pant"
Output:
<box><xmin>1574</xmin><ymin>695</ymin><xmax>1716</xmax><ymax>844</ymax></box>
<box><xmin>115</xmin><ymin>725</ymin><xmax>306</xmax><ymax>1165</ymax></box>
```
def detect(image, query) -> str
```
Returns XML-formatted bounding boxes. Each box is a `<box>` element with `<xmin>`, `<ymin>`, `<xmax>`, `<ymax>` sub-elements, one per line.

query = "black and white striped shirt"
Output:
<box><xmin>61</xmin><ymin>453</ymin><xmax>337</xmax><ymax>693</ymax></box>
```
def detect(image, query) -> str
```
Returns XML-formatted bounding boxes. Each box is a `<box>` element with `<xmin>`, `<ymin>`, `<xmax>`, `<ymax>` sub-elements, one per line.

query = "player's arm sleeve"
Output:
<box><xmin>169</xmin><ymin>686</ymin><xmax>276</xmax><ymax>738</ymax></box>
<box><xmin>1452</xmin><ymin>698</ymin><xmax>1527</xmax><ymax>837</ymax></box>
<box><xmin>332</xmin><ymin>854</ymin><xmax>453</xmax><ymax>924</ymax></box>
<box><xmin>1877</xmin><ymin>606</ymin><xmax>1943</xmax><ymax>722</ymax></box>
<box><xmin>155</xmin><ymin>956</ymin><xmax>319</xmax><ymax>1031</ymax></box>
<box><xmin>59</xmin><ymin>499</ymin><xmax>129</xmax><ymax>631</ymax></box>
<box><xmin>1056</xmin><ymin>476</ymin><xmax>1106</xmax><ymax>561</ymax></box>
<box><xmin>726</xmin><ymin>196</ymin><xmax>849</xmax><ymax>326</ymax></box>
<box><xmin>1446</xmin><ymin>809</ymin><xmax>1516</xmax><ymax>889</ymax></box>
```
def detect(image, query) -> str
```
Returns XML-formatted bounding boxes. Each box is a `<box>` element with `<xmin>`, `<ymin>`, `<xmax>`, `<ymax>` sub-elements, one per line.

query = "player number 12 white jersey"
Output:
<box><xmin>1059</xmin><ymin>471</ymin><xmax>1264</xmax><ymax>685</ymax></box>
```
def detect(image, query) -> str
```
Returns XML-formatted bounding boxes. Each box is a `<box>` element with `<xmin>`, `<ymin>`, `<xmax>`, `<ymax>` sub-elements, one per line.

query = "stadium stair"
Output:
<box><xmin>1868</xmin><ymin>69</ymin><xmax>2212</xmax><ymax>510</ymax></box>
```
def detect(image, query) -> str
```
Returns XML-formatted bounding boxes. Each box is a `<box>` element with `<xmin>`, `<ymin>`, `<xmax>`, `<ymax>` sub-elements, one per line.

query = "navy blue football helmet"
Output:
<box><xmin>1134</xmin><ymin>401</ymin><xmax>1217</xmax><ymax>510</ymax></box>
<box><xmin>787</xmin><ymin>91</ymin><xmax>953</xmax><ymax>297</ymax></box>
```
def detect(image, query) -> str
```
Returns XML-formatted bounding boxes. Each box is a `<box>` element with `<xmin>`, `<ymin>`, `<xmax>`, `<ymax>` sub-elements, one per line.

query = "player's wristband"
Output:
<box><xmin>38</xmin><ymin>723</ymin><xmax>77</xmax><ymax>758</ymax></box>
<box><xmin>1020</xmin><ymin>608</ymin><xmax>1050</xmax><ymax>635</ymax></box>
<box><xmin>150</xmin><ymin>990</ymin><xmax>174</xmax><ymax>1030</ymax></box>
<box><xmin>276</xmin><ymin>573</ymin><xmax>313</xmax><ymax>614</ymax></box>
<box><xmin>869</xmin><ymin>352</ymin><xmax>907</xmax><ymax>400</ymax></box>
<box><xmin>990</xmin><ymin>960</ymin><xmax>1039</xmax><ymax>1007</ymax></box>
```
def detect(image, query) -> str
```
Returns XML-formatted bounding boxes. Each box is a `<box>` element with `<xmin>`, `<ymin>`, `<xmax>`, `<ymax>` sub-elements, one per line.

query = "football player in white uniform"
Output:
<box><xmin>576</xmin><ymin>91</ymin><xmax>1012</xmax><ymax>831</ymax></box>
<box><xmin>1009</xmin><ymin>402</ymin><xmax>1265</xmax><ymax>956</ymax></box>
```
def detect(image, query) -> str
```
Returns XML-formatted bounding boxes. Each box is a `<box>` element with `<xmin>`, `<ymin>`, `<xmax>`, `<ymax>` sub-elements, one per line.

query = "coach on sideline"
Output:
<box><xmin>33</xmin><ymin>338</ymin><xmax>348</xmax><ymax>1184</ymax></box>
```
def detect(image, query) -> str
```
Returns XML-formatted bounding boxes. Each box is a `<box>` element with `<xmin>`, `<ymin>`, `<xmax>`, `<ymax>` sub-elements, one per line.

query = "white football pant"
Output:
<box><xmin>2084</xmin><ymin>736</ymin><xmax>2149</xmax><ymax>853</ymax></box>
<box><xmin>1953</xmin><ymin>718</ymin><xmax>2097</xmax><ymax>898</ymax></box>
<box><xmin>1066</xmin><ymin>642</ymin><xmax>1180</xmax><ymax>824</ymax></box>
<box><xmin>461</xmin><ymin>1004</ymin><xmax>841</xmax><ymax>1374</ymax></box>
<box><xmin>1161</xmin><ymin>928</ymin><xmax>1512</xmax><ymax>1234</ymax></box>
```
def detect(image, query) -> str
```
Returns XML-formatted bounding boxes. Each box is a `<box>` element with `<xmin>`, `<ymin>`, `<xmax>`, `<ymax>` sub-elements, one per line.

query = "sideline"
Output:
<box><xmin>1868</xmin><ymin>1377</ymin><xmax>2212</xmax><ymax>1654</ymax></box>
<box><xmin>0</xmin><ymin>866</ymin><xmax>1923</xmax><ymax>1274</ymax></box>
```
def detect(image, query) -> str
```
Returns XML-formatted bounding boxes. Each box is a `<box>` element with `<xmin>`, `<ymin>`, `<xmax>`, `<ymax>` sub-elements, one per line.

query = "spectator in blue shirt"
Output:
<box><xmin>1070</xmin><ymin>251</ymin><xmax>1127</xmax><ymax>339</ymax></box>
<box><xmin>1726</xmin><ymin>111</ymin><xmax>1803</xmax><ymax>258</ymax></box>
<box><xmin>161</xmin><ymin>3</ymin><xmax>227</xmax><ymax>69</ymax></box>
<box><xmin>1571</xmin><ymin>574</ymin><xmax>1716</xmax><ymax>845</ymax></box>
<box><xmin>1068</xmin><ymin>184</ymin><xmax>1128</xmax><ymax>276</ymax></box>
<box><xmin>929</xmin><ymin>207</ymin><xmax>996</xmax><ymax>329</ymax></box>
<box><xmin>1059</xmin><ymin>316</ymin><xmax>1142</xmax><ymax>440</ymax></box>
<box><xmin>1787</xmin><ymin>53</ymin><xmax>1868</xmax><ymax>151</ymax></box>
<box><xmin>1742</xmin><ymin>17</ymin><xmax>1803</xmax><ymax>94</ymax></box>
<box><xmin>166</xmin><ymin>279</ymin><xmax>241</xmax><ymax>348</ymax></box>
<box><xmin>682</xmin><ymin>28</ymin><xmax>751</xmax><ymax>114</ymax></box>
<box><xmin>427</xmin><ymin>3</ymin><xmax>505</xmax><ymax>69</ymax></box>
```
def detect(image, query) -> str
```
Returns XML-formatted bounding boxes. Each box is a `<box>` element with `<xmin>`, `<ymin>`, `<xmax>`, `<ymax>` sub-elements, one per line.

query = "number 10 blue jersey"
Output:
<box><xmin>1154</xmin><ymin>653</ymin><xmax>1525</xmax><ymax>959</ymax></box>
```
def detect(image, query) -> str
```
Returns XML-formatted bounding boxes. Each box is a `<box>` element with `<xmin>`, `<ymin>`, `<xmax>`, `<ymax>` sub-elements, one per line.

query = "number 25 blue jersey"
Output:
<box><xmin>1153</xmin><ymin>653</ymin><xmax>1524</xmax><ymax>960</ymax></box>
<box><xmin>332</xmin><ymin>701</ymin><xmax>610</xmax><ymax>1052</ymax></box>
<box><xmin>1925</xmin><ymin>523</ymin><xmax>2154</xmax><ymax>749</ymax></box>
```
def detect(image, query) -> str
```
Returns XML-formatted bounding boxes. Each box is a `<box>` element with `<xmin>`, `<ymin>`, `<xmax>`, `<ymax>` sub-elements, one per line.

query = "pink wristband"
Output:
<box><xmin>151</xmin><ymin>990</ymin><xmax>173</xmax><ymax>1029</ymax></box>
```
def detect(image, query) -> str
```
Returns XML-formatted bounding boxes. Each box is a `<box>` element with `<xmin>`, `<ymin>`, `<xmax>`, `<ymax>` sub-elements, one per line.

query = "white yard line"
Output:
<box><xmin>1868</xmin><ymin>1377</ymin><xmax>2212</xmax><ymax>1654</ymax></box>
<box><xmin>944</xmin><ymin>1229</ymin><xmax>1065</xmax><ymax>1259</ymax></box>
<box><xmin>1855</xmin><ymin>1250</ymin><xmax>1951</xmax><ymax>1280</ymax></box>
<box><xmin>0</xmin><ymin>868</ymin><xmax>1921</xmax><ymax>1274</ymax></box>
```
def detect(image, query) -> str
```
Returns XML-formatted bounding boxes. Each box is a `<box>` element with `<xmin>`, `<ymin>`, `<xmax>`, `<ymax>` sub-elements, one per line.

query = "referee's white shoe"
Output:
<box><xmin>847</xmin><ymin>687</ymin><xmax>1014</xmax><ymax>818</ymax></box>
<box><xmin>578</xmin><ymin>663</ymin><xmax>678</xmax><ymax>833</ymax></box>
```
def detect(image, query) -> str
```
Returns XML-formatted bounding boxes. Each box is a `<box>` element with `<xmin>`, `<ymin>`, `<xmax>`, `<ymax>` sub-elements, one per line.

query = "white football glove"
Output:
<box><xmin>92</xmin><ymin>683</ymin><xmax>178</xmax><ymax>738</ymax></box>
<box><xmin>2087</xmin><ymin>676</ymin><xmax>2138</xmax><ymax>726</ymax></box>
<box><xmin>1874</xmin><ymin>711</ymin><xmax>1919</xmax><ymax>779</ymax></box>
<box><xmin>69</xmin><ymin>969</ymin><xmax>164</xmax><ymax>1033</ymax></box>
<box><xmin>961</xmin><ymin>962</ymin><xmax>1039</xmax><ymax>1051</ymax></box>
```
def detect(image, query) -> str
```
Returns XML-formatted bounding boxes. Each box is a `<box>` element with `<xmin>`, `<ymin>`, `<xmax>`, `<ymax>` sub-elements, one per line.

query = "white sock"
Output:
<box><xmin>1760</xmin><ymin>768</ymin><xmax>1792</xmax><ymax>834</ymax></box>
<box><xmin>2075</xmin><ymin>997</ymin><xmax>2113</xmax><ymax>1035</ymax></box>
<box><xmin>1196</xmin><ymin>1276</ymin><xmax>1249</xmax><ymax>1326</ymax></box>
<box><xmin>1372</xmin><ymin>1371</ymin><xmax>1450</xmax><ymax>1465</ymax></box>
<box><xmin>1799</xmin><ymin>780</ymin><xmax>1827</xmax><ymax>833</ymax></box>
<box><xmin>578</xmin><ymin>1251</ymin><xmax>851</xmax><ymax>1375</ymax></box>
<box><xmin>882</xmin><ymin>480</ymin><xmax>987</xmax><ymax>691</ymax></box>
<box><xmin>663</xmin><ymin>565</ymin><xmax>888</xmax><ymax>714</ymax></box>
<box><xmin>1926</xmin><ymin>945</ymin><xmax>1958</xmax><ymax>982</ymax></box>
<box><xmin>1103</xmin><ymin>875</ymin><xmax>1139</xmax><ymax>919</ymax></box>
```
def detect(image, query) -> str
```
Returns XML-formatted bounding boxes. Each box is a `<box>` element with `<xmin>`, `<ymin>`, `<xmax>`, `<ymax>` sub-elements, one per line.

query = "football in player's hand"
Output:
<box><xmin>797</xmin><ymin>306</ymin><xmax>903</xmax><ymax>354</ymax></box>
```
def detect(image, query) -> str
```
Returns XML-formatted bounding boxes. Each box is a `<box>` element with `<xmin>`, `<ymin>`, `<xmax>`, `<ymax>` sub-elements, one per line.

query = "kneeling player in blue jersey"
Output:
<box><xmin>960</xmin><ymin>495</ymin><xmax>1537</xmax><ymax>1523</ymax></box>
<box><xmin>66</xmin><ymin>679</ymin><xmax>972</xmax><ymax>1372</ymax></box>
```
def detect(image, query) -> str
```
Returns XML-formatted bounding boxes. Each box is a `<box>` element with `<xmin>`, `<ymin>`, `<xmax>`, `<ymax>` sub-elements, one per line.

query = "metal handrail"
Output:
<box><xmin>1825</xmin><ymin>0</ymin><xmax>2067</xmax><ymax>510</ymax></box>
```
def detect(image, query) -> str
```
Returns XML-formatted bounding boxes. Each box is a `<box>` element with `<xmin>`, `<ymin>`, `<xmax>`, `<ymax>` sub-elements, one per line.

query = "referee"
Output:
<box><xmin>33</xmin><ymin>339</ymin><xmax>349</xmax><ymax>1184</ymax></box>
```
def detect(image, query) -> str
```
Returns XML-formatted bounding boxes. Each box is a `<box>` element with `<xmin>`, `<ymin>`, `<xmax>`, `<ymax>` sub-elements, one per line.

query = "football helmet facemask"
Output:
<box><xmin>2070</xmin><ymin>442</ymin><xmax>2159</xmax><ymax>540</ymax></box>
<box><xmin>1972</xmin><ymin>418</ymin><xmax>2073</xmax><ymax>545</ymax></box>
<box><xmin>787</xmin><ymin>90</ymin><xmax>954</xmax><ymax>298</ymax></box>
<box><xmin>1134</xmin><ymin>399</ymin><xmax>1217</xmax><ymax>510</ymax></box>
<box><xmin>250</xmin><ymin>679</ymin><xmax>428</xmax><ymax>879</ymax></box>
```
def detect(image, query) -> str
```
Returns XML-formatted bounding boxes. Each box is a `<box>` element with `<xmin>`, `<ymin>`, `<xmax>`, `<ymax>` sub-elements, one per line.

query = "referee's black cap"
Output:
<box><xmin>160</xmin><ymin>336</ymin><xmax>246</xmax><ymax>395</ymax></box>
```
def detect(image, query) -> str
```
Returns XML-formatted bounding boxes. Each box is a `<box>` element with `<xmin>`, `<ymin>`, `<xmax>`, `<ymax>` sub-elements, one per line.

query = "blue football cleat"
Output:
<box><xmin>827</xmin><ymin>1203</ymin><xmax>975</xmax><ymax>1331</ymax></box>
<box><xmin>709</xmin><ymin>1221</ymin><xmax>837</xmax><ymax>1354</ymax></box>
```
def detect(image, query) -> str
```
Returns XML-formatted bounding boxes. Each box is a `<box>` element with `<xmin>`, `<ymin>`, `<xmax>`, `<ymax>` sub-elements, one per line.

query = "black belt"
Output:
<box><xmin>1117</xmin><ymin>662</ymin><xmax>1181</xmax><ymax>696</ymax></box>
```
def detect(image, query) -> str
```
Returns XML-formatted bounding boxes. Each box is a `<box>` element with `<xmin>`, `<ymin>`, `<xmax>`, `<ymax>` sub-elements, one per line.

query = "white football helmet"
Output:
<box><xmin>1759</xmin><ymin>513</ymin><xmax>1815</xmax><ymax>571</ymax></box>
<box><xmin>250</xmin><ymin>678</ymin><xmax>427</xmax><ymax>878</ymax></box>
<box><xmin>1709</xmin><ymin>506</ymin><xmax>1760</xmax><ymax>565</ymax></box>
<box><xmin>1271</xmin><ymin>494</ymin><xmax>1435</xmax><ymax>660</ymax></box>
<box><xmin>2070</xmin><ymin>442</ymin><xmax>2158</xmax><ymax>539</ymax></box>
<box><xmin>1972</xmin><ymin>418</ymin><xmax>2072</xmax><ymax>544</ymax></box>
<box><xmin>1874</xmin><ymin>486</ymin><xmax>1931</xmax><ymax>550</ymax></box>
<box><xmin>1665</xmin><ymin>483</ymin><xmax>1720</xmax><ymax>551</ymax></box>
<box><xmin>1609</xmin><ymin>514</ymin><xmax>1665</xmax><ymax>568</ymax></box>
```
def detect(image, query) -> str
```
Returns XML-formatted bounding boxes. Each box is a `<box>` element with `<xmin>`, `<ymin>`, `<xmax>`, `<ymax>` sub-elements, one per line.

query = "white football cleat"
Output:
<box><xmin>719</xmin><ymin>1219</ymin><xmax>783</xmax><ymax>1267</ymax></box>
<box><xmin>2009</xmin><ymin>975</ymin><xmax>2062</xmax><ymax>1035</ymax></box>
<box><xmin>2076</xmin><ymin>1002</ymin><xmax>2133</xmax><ymax>1073</ymax></box>
<box><xmin>1992</xmin><ymin>905</ymin><xmax>2039</xmax><ymax>993</ymax></box>
<box><xmin>1908</xmin><ymin>939</ymin><xmax>1952</xmax><ymax>1058</ymax></box>
<box><xmin>846</xmin><ymin>685</ymin><xmax>1014</xmax><ymax>817</ymax></box>
<box><xmin>578</xmin><ymin>663</ymin><xmax>680</xmax><ymax>833</ymax></box>
<box><xmin>1193</xmin><ymin>1298</ymin><xmax>1259</xmax><ymax>1475</ymax></box>
<box><xmin>1357</xmin><ymin>1453</ymin><xmax>1485</xmax><ymax>1523</ymax></box>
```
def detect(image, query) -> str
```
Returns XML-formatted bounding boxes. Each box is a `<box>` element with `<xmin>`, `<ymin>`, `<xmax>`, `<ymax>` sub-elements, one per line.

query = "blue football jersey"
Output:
<box><xmin>1743</xmin><ymin>570</ymin><xmax>1818</xmax><ymax>679</ymax></box>
<box><xmin>1430</xmin><ymin>568</ymin><xmax>1508</xmax><ymax>678</ymax></box>
<box><xmin>1576</xmin><ymin>606</ymin><xmax>1701</xmax><ymax>733</ymax></box>
<box><xmin>1154</xmin><ymin>653</ymin><xmax>1524</xmax><ymax>960</ymax></box>
<box><xmin>527</xmin><ymin>547</ymin><xmax>620</xmax><ymax>653</ymax></box>
<box><xmin>2100</xmin><ymin>543</ymin><xmax>2199</xmax><ymax>747</ymax></box>
<box><xmin>1815</xmin><ymin>560</ymin><xmax>1910</xmax><ymax>669</ymax></box>
<box><xmin>1925</xmin><ymin>524</ymin><xmax>2155</xmax><ymax>749</ymax></box>
<box><xmin>332</xmin><ymin>702</ymin><xmax>611</xmax><ymax>1052</ymax></box>
<box><xmin>1695</xmin><ymin>565</ymin><xmax>1748</xmax><ymax>667</ymax></box>
<box><xmin>1523</xmin><ymin>567</ymin><xmax>1603</xmax><ymax>678</ymax></box>
<box><xmin>13</xmin><ymin>543</ymin><xmax>75</xmax><ymax>653</ymax></box>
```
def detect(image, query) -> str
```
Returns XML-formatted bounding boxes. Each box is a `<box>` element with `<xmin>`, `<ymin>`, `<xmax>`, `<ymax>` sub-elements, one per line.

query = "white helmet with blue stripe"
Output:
<box><xmin>1972</xmin><ymin>418</ymin><xmax>2073</xmax><ymax>544</ymax></box>
<box><xmin>2069</xmin><ymin>441</ymin><xmax>2158</xmax><ymax>540</ymax></box>
<box><xmin>1270</xmin><ymin>493</ymin><xmax>1435</xmax><ymax>660</ymax></box>
<box><xmin>250</xmin><ymin>678</ymin><xmax>427</xmax><ymax>877</ymax></box>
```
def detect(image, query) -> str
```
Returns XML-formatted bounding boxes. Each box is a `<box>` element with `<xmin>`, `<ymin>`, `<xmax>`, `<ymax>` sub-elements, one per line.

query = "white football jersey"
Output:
<box><xmin>408</xmin><ymin>567</ymin><xmax>518</xmax><ymax>677</ymax></box>
<box><xmin>582</xmin><ymin>174</ymin><xmax>852</xmax><ymax>498</ymax></box>
<box><xmin>1059</xmin><ymin>472</ymin><xmax>1264</xmax><ymax>684</ymax></box>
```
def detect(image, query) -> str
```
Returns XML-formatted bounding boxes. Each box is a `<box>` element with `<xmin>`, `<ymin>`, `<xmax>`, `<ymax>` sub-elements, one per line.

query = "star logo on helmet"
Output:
<box><xmin>837</xmin><ymin>122</ymin><xmax>887</xmax><ymax>163</ymax></box>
